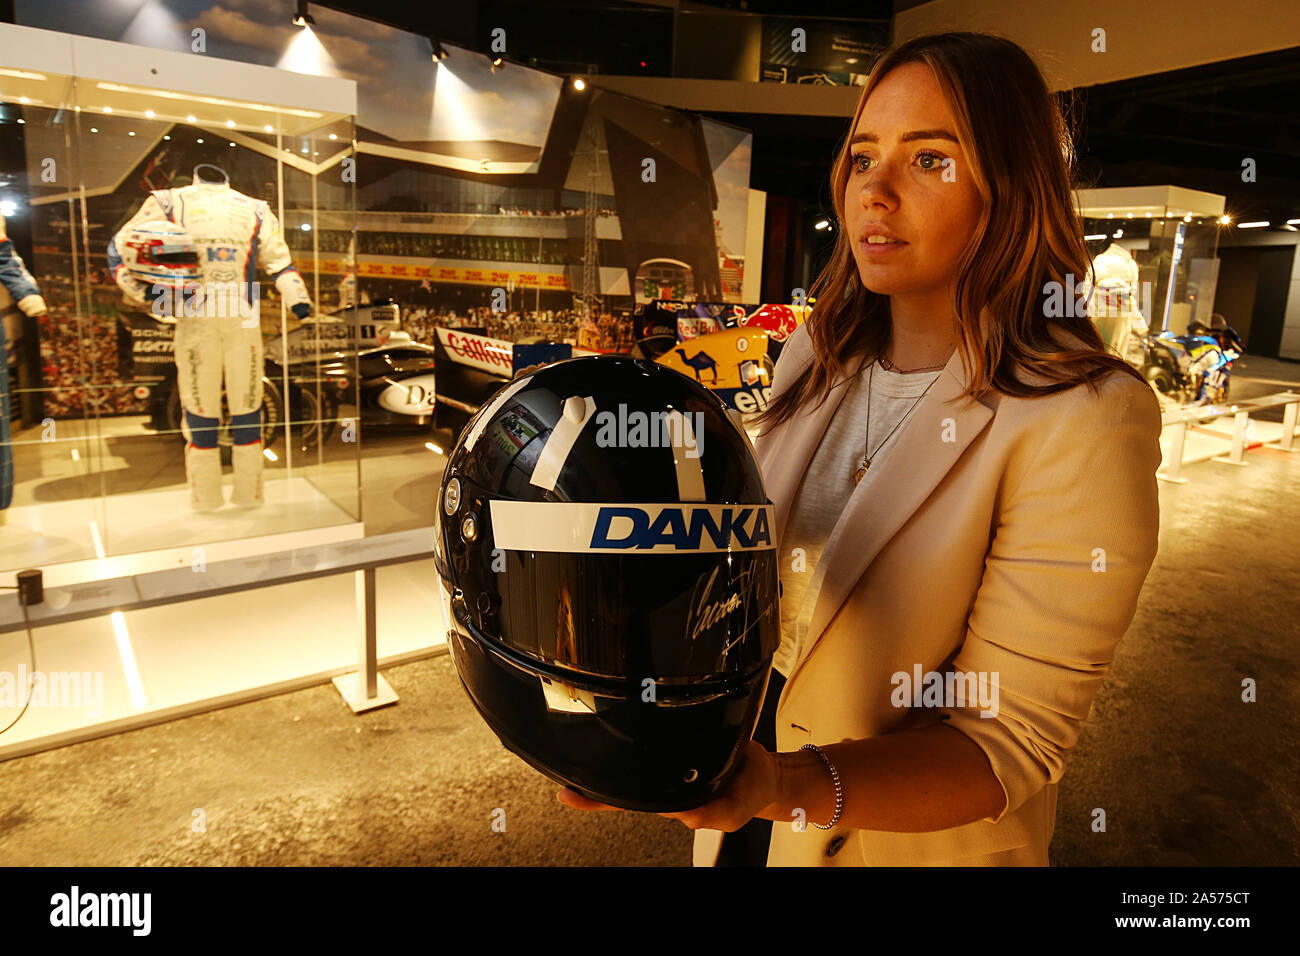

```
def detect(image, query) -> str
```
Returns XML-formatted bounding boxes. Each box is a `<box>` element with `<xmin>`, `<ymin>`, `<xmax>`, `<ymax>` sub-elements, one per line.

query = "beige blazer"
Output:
<box><xmin>693</xmin><ymin>322</ymin><xmax>1162</xmax><ymax>866</ymax></box>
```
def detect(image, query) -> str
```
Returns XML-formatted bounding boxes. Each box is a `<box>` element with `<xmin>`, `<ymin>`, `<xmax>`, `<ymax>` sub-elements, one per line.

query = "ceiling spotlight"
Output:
<box><xmin>1183</xmin><ymin>213</ymin><xmax>1192</xmax><ymax>222</ymax></box>
<box><xmin>128</xmin><ymin>130</ymin><xmax>135</xmax><ymax>136</ymax></box>
<box><xmin>90</xmin><ymin>127</ymin><xmax>98</xmax><ymax>133</ymax></box>
<box><xmin>1113</xmin><ymin>228</ymin><xmax>1123</xmax><ymax>238</ymax></box>
<box><xmin>103</xmin><ymin>106</ymin><xmax>112</xmax><ymax>113</ymax></box>
<box><xmin>573</xmin><ymin>78</ymin><xmax>586</xmax><ymax>91</ymax></box>
<box><xmin>430</xmin><ymin>37</ymin><xmax>447</xmax><ymax>62</ymax></box>
<box><xmin>228</xmin><ymin>142</ymin><xmax>236</xmax><ymax>147</ymax></box>
<box><xmin>187</xmin><ymin>114</ymin><xmax>196</xmax><ymax>122</ymax></box>
<box><xmin>18</xmin><ymin>96</ymin><xmax>29</xmax><ymax>104</ymax></box>
<box><xmin>163</xmin><ymin>134</ymin><xmax>169</xmax><ymax>140</ymax></box>
<box><xmin>293</xmin><ymin>1</ymin><xmax>314</xmax><ymax>27</ymax></box>
<box><xmin>196</xmin><ymin>137</ymin><xmax>204</xmax><ymax>143</ymax></box>
<box><xmin>145</xmin><ymin>109</ymin><xmax>155</xmax><ymax>118</ymax></box>
<box><xmin>328</xmin><ymin>133</ymin><xmax>337</xmax><ymax>140</ymax></box>
<box><xmin>1219</xmin><ymin>215</ymin><xmax>1231</xmax><ymax>225</ymax></box>
<box><xmin>300</xmin><ymin>223</ymin><xmax>312</xmax><ymax>231</ymax></box>
<box><xmin>226</xmin><ymin>120</ymin><xmax>235</xmax><ymax>128</ymax></box>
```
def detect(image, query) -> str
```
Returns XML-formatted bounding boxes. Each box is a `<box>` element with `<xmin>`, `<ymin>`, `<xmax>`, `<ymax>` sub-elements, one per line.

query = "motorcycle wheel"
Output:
<box><xmin>1143</xmin><ymin>365</ymin><xmax>1176</xmax><ymax>395</ymax></box>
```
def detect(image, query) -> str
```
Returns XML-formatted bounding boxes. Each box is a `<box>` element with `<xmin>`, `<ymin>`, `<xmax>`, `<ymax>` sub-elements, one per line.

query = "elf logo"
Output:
<box><xmin>489</xmin><ymin>501</ymin><xmax>775</xmax><ymax>554</ymax></box>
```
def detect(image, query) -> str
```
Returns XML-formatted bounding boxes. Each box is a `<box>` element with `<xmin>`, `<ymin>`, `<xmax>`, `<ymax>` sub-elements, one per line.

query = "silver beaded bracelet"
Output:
<box><xmin>799</xmin><ymin>743</ymin><xmax>844</xmax><ymax>829</ymax></box>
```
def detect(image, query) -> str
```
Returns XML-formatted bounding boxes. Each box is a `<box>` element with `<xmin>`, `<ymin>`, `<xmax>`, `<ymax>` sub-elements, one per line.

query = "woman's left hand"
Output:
<box><xmin>555</xmin><ymin>740</ymin><xmax>782</xmax><ymax>832</ymax></box>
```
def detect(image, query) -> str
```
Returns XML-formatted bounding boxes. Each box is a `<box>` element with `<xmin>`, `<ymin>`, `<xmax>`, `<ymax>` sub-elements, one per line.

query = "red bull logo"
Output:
<box><xmin>740</xmin><ymin>303</ymin><xmax>807</xmax><ymax>342</ymax></box>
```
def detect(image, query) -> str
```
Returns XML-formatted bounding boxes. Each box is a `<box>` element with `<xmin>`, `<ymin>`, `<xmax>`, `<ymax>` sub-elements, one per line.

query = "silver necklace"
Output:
<box><xmin>879</xmin><ymin>352</ymin><xmax>948</xmax><ymax>374</ymax></box>
<box><xmin>853</xmin><ymin>360</ymin><xmax>941</xmax><ymax>485</ymax></box>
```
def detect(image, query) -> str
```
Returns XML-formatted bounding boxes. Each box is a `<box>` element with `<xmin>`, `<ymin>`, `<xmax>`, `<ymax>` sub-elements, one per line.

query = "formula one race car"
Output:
<box><xmin>428</xmin><ymin>301</ymin><xmax>803</xmax><ymax>441</ymax></box>
<box><xmin>123</xmin><ymin>299</ymin><xmax>441</xmax><ymax>458</ymax></box>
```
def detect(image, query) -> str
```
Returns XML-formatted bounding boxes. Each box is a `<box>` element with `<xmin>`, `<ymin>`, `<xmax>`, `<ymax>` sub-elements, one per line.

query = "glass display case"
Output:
<box><xmin>1076</xmin><ymin>186</ymin><xmax>1227</xmax><ymax>336</ymax></box>
<box><xmin>0</xmin><ymin>25</ymin><xmax>360</xmax><ymax>576</ymax></box>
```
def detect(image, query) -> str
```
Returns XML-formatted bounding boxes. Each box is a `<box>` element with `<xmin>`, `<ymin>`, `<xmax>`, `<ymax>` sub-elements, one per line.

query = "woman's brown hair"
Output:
<box><xmin>753</xmin><ymin>31</ymin><xmax>1147</xmax><ymax>433</ymax></box>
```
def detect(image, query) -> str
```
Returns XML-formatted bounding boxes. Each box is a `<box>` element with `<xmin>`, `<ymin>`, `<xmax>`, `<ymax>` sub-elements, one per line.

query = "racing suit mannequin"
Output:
<box><xmin>0</xmin><ymin>219</ymin><xmax>48</xmax><ymax>510</ymax></box>
<box><xmin>109</xmin><ymin>171</ymin><xmax>311</xmax><ymax>511</ymax></box>
<box><xmin>1086</xmin><ymin>242</ymin><xmax>1147</xmax><ymax>365</ymax></box>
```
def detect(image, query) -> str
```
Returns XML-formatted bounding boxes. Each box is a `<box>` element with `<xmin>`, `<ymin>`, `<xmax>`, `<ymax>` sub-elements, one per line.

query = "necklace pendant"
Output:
<box><xmin>853</xmin><ymin>459</ymin><xmax>868</xmax><ymax>484</ymax></box>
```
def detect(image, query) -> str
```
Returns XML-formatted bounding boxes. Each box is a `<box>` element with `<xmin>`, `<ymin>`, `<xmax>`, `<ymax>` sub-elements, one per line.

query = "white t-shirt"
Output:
<box><xmin>773</xmin><ymin>359</ymin><xmax>944</xmax><ymax>677</ymax></box>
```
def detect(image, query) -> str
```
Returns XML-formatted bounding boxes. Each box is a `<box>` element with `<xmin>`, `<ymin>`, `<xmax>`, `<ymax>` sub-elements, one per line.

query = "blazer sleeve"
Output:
<box><xmin>938</xmin><ymin>372</ymin><xmax>1162</xmax><ymax>822</ymax></box>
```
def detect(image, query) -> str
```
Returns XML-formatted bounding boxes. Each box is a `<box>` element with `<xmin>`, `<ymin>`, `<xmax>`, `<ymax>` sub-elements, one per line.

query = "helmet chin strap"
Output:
<box><xmin>193</xmin><ymin>163</ymin><xmax>230</xmax><ymax>186</ymax></box>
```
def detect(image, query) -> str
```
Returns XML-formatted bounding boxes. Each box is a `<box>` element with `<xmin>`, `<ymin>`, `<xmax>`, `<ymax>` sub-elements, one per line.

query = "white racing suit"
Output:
<box><xmin>1086</xmin><ymin>244</ymin><xmax>1148</xmax><ymax>365</ymax></box>
<box><xmin>109</xmin><ymin>183</ymin><xmax>311</xmax><ymax>511</ymax></box>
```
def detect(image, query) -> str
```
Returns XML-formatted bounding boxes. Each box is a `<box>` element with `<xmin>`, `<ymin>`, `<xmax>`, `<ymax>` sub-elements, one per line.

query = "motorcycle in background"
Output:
<box><xmin>1138</xmin><ymin>315</ymin><xmax>1242</xmax><ymax>406</ymax></box>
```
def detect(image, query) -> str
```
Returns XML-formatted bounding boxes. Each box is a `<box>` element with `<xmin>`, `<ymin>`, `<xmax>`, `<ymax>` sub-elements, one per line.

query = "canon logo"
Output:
<box><xmin>446</xmin><ymin>331</ymin><xmax>511</xmax><ymax>370</ymax></box>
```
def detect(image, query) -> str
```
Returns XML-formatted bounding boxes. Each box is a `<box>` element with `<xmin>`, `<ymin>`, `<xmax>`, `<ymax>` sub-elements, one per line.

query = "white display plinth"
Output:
<box><xmin>0</xmin><ymin>478</ymin><xmax>361</xmax><ymax>582</ymax></box>
<box><xmin>0</xmin><ymin>557</ymin><xmax>444</xmax><ymax>760</ymax></box>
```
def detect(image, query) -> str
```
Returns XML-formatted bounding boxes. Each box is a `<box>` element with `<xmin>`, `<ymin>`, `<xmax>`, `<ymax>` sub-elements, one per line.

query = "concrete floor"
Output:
<box><xmin>1</xmin><ymin>357</ymin><xmax>1297</xmax><ymax>865</ymax></box>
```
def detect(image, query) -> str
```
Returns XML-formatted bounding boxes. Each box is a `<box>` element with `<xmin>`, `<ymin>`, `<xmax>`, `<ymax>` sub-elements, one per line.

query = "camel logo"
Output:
<box><xmin>673</xmin><ymin>347</ymin><xmax>718</xmax><ymax>384</ymax></box>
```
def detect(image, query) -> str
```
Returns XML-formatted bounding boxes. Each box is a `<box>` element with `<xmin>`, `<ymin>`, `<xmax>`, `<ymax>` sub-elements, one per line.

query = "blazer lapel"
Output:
<box><xmin>782</xmin><ymin>347</ymin><xmax>995</xmax><ymax>689</ymax></box>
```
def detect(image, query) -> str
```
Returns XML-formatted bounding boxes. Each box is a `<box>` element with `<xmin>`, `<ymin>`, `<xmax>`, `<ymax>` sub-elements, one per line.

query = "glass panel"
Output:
<box><xmin>0</xmin><ymin>54</ymin><xmax>358</xmax><ymax>573</ymax></box>
<box><xmin>0</xmin><ymin>67</ymin><xmax>101</xmax><ymax>570</ymax></box>
<box><xmin>1081</xmin><ymin>208</ymin><xmax>1221</xmax><ymax>336</ymax></box>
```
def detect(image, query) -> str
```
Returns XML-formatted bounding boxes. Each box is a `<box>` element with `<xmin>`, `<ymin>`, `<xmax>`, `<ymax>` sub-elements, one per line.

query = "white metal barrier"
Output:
<box><xmin>1158</xmin><ymin>391</ymin><xmax>1300</xmax><ymax>483</ymax></box>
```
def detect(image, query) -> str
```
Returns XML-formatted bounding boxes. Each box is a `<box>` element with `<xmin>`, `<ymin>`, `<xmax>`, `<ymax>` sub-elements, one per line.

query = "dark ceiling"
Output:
<box><xmin>291</xmin><ymin>1</ymin><xmax>1300</xmax><ymax>225</ymax></box>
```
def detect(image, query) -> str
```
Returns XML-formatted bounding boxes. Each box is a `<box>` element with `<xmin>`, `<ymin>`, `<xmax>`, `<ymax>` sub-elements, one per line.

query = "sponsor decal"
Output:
<box><xmin>436</xmin><ymin>326</ymin><xmax>515</xmax><ymax>374</ymax></box>
<box><xmin>489</xmin><ymin>502</ymin><xmax>774</xmax><ymax>554</ymax></box>
<box><xmin>378</xmin><ymin>374</ymin><xmax>437</xmax><ymax>415</ymax></box>
<box><xmin>721</xmin><ymin>385</ymin><xmax>774</xmax><ymax>414</ymax></box>
<box><xmin>678</xmin><ymin>316</ymin><xmax>721</xmax><ymax>340</ymax></box>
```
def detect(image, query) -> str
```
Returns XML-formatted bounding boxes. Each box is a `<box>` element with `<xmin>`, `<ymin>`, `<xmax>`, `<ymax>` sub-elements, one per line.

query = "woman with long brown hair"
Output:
<box><xmin>560</xmin><ymin>30</ymin><xmax>1162</xmax><ymax>867</ymax></box>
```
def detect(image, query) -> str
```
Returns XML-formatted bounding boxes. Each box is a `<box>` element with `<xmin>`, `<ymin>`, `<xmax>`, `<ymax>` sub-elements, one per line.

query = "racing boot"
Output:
<box><xmin>185</xmin><ymin>443</ymin><xmax>224</xmax><ymax>512</ymax></box>
<box><xmin>229</xmin><ymin>410</ymin><xmax>265</xmax><ymax>508</ymax></box>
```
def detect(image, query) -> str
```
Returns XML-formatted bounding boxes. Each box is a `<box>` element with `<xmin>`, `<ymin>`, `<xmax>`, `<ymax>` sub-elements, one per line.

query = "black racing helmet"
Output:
<box><xmin>433</xmin><ymin>355</ymin><xmax>779</xmax><ymax>812</ymax></box>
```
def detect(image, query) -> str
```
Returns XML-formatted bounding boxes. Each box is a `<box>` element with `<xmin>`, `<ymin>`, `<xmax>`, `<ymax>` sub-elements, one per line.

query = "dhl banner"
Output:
<box><xmin>294</xmin><ymin>256</ymin><xmax>571</xmax><ymax>290</ymax></box>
